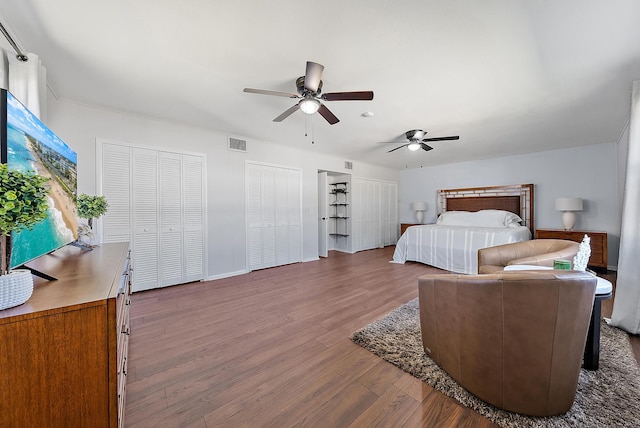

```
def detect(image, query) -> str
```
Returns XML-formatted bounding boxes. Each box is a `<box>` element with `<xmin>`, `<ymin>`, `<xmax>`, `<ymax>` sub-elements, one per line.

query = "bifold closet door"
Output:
<box><xmin>381</xmin><ymin>181</ymin><xmax>398</xmax><ymax>246</ymax></box>
<box><xmin>352</xmin><ymin>178</ymin><xmax>382</xmax><ymax>252</ymax></box>
<box><xmin>182</xmin><ymin>155</ymin><xmax>206</xmax><ymax>283</ymax></box>
<box><xmin>246</xmin><ymin>163</ymin><xmax>301</xmax><ymax>271</ymax></box>
<box><xmin>102</xmin><ymin>143</ymin><xmax>131</xmax><ymax>243</ymax></box>
<box><xmin>100</xmin><ymin>141</ymin><xmax>206</xmax><ymax>292</ymax></box>
<box><xmin>159</xmin><ymin>152</ymin><xmax>183</xmax><ymax>287</ymax></box>
<box><xmin>132</xmin><ymin>148</ymin><xmax>160</xmax><ymax>291</ymax></box>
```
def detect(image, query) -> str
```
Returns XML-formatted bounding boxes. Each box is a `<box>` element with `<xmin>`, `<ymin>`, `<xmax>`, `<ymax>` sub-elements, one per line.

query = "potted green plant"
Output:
<box><xmin>0</xmin><ymin>163</ymin><xmax>50</xmax><ymax>310</ymax></box>
<box><xmin>76</xmin><ymin>194</ymin><xmax>109</xmax><ymax>245</ymax></box>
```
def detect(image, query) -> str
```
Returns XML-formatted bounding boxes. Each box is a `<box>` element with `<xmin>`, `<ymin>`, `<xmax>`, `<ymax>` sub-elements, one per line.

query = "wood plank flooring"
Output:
<box><xmin>125</xmin><ymin>247</ymin><xmax>634</xmax><ymax>427</ymax></box>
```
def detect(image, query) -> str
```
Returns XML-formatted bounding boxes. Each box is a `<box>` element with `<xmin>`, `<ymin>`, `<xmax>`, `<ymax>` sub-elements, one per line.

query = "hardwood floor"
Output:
<box><xmin>125</xmin><ymin>247</ymin><xmax>635</xmax><ymax>427</ymax></box>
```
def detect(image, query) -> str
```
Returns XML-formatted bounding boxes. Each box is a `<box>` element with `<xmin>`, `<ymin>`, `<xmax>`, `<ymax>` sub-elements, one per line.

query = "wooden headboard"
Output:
<box><xmin>437</xmin><ymin>184</ymin><xmax>534</xmax><ymax>233</ymax></box>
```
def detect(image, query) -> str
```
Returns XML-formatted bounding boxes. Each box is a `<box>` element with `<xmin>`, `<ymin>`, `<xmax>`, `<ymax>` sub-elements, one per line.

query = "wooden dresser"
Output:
<box><xmin>535</xmin><ymin>229</ymin><xmax>607</xmax><ymax>269</ymax></box>
<box><xmin>0</xmin><ymin>242</ymin><xmax>131</xmax><ymax>428</ymax></box>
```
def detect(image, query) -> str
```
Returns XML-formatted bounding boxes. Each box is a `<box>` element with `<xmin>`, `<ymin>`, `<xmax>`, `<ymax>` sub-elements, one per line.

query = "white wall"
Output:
<box><xmin>399</xmin><ymin>142</ymin><xmax>621</xmax><ymax>268</ymax></box>
<box><xmin>46</xmin><ymin>96</ymin><xmax>398</xmax><ymax>279</ymax></box>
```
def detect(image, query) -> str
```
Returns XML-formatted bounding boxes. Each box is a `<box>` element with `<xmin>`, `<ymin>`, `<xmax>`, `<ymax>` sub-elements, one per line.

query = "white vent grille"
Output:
<box><xmin>345</xmin><ymin>161</ymin><xmax>353</xmax><ymax>170</ymax></box>
<box><xmin>228</xmin><ymin>137</ymin><xmax>247</xmax><ymax>152</ymax></box>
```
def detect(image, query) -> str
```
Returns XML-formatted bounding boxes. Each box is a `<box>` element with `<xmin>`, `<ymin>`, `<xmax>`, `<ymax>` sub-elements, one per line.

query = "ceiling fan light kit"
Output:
<box><xmin>299</xmin><ymin>98</ymin><xmax>320</xmax><ymax>114</ymax></box>
<box><xmin>407</xmin><ymin>142</ymin><xmax>421</xmax><ymax>151</ymax></box>
<box><xmin>243</xmin><ymin>61</ymin><xmax>374</xmax><ymax>125</ymax></box>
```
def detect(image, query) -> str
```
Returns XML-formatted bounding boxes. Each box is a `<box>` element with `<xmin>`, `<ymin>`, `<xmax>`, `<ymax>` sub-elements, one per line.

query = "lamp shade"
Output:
<box><xmin>411</xmin><ymin>202</ymin><xmax>427</xmax><ymax>211</ymax></box>
<box><xmin>555</xmin><ymin>197</ymin><xmax>583</xmax><ymax>211</ymax></box>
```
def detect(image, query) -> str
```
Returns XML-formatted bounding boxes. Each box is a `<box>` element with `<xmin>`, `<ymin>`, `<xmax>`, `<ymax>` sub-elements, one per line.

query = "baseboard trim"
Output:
<box><xmin>207</xmin><ymin>269</ymin><xmax>249</xmax><ymax>281</ymax></box>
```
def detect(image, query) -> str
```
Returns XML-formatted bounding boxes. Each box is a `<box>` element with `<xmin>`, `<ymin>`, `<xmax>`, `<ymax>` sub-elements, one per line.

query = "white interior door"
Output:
<box><xmin>318</xmin><ymin>171</ymin><xmax>328</xmax><ymax>257</ymax></box>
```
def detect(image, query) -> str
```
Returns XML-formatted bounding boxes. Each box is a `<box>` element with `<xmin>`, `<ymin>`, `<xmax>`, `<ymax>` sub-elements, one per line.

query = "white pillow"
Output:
<box><xmin>437</xmin><ymin>210</ymin><xmax>523</xmax><ymax>228</ymax></box>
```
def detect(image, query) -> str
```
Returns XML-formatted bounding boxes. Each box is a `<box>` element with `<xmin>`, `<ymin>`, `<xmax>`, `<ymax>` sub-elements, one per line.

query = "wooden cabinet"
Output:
<box><xmin>0</xmin><ymin>243</ymin><xmax>131</xmax><ymax>428</ymax></box>
<box><xmin>535</xmin><ymin>229</ymin><xmax>608</xmax><ymax>269</ymax></box>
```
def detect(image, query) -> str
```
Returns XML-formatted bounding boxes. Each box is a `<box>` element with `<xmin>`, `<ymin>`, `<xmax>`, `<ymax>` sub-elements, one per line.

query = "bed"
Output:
<box><xmin>392</xmin><ymin>184</ymin><xmax>534</xmax><ymax>274</ymax></box>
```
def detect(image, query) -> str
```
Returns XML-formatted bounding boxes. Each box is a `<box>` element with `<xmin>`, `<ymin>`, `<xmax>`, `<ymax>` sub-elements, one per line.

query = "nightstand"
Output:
<box><xmin>535</xmin><ymin>229</ymin><xmax>608</xmax><ymax>270</ymax></box>
<box><xmin>400</xmin><ymin>223</ymin><xmax>421</xmax><ymax>235</ymax></box>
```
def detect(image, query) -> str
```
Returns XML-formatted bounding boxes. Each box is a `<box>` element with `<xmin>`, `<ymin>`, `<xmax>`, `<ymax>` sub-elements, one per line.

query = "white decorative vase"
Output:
<box><xmin>0</xmin><ymin>270</ymin><xmax>34</xmax><ymax>310</ymax></box>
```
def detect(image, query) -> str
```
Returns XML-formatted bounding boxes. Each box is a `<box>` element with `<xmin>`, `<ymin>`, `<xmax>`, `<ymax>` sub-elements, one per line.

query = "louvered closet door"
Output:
<box><xmin>132</xmin><ymin>148</ymin><xmax>160</xmax><ymax>292</ymax></box>
<box><xmin>274</xmin><ymin>167</ymin><xmax>289</xmax><ymax>266</ymax></box>
<box><xmin>260</xmin><ymin>166</ymin><xmax>277</xmax><ymax>268</ymax></box>
<box><xmin>287</xmin><ymin>169</ymin><xmax>302</xmax><ymax>264</ymax></box>
<box><xmin>182</xmin><ymin>155</ymin><xmax>205</xmax><ymax>283</ymax></box>
<box><xmin>352</xmin><ymin>178</ymin><xmax>382</xmax><ymax>251</ymax></box>
<box><xmin>159</xmin><ymin>152</ymin><xmax>184</xmax><ymax>287</ymax></box>
<box><xmin>102</xmin><ymin>144</ymin><xmax>131</xmax><ymax>243</ymax></box>
<box><xmin>381</xmin><ymin>181</ymin><xmax>398</xmax><ymax>246</ymax></box>
<box><xmin>100</xmin><ymin>141</ymin><xmax>206</xmax><ymax>291</ymax></box>
<box><xmin>246</xmin><ymin>163</ymin><xmax>302</xmax><ymax>271</ymax></box>
<box><xmin>247</xmin><ymin>163</ymin><xmax>264</xmax><ymax>270</ymax></box>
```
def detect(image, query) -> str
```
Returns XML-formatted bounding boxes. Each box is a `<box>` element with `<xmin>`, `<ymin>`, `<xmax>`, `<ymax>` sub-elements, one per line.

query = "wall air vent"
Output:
<box><xmin>345</xmin><ymin>161</ymin><xmax>353</xmax><ymax>170</ymax></box>
<box><xmin>228</xmin><ymin>137</ymin><xmax>247</xmax><ymax>152</ymax></box>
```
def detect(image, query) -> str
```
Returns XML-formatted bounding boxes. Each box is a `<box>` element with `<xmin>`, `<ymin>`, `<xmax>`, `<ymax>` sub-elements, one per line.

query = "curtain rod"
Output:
<box><xmin>0</xmin><ymin>21</ymin><xmax>28</xmax><ymax>62</ymax></box>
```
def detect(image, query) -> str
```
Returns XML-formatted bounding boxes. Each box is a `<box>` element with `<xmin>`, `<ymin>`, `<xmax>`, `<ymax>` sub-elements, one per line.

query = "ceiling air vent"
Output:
<box><xmin>228</xmin><ymin>136</ymin><xmax>247</xmax><ymax>152</ymax></box>
<box><xmin>345</xmin><ymin>161</ymin><xmax>353</xmax><ymax>170</ymax></box>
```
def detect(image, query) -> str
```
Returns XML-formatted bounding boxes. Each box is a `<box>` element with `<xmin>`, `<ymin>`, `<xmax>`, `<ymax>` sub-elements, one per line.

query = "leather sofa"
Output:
<box><xmin>477</xmin><ymin>239</ymin><xmax>580</xmax><ymax>274</ymax></box>
<box><xmin>418</xmin><ymin>270</ymin><xmax>597</xmax><ymax>416</ymax></box>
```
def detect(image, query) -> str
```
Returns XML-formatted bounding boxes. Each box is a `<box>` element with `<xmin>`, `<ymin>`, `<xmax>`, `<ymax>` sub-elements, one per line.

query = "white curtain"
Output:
<box><xmin>0</xmin><ymin>50</ymin><xmax>46</xmax><ymax>120</ymax></box>
<box><xmin>611</xmin><ymin>80</ymin><xmax>640</xmax><ymax>334</ymax></box>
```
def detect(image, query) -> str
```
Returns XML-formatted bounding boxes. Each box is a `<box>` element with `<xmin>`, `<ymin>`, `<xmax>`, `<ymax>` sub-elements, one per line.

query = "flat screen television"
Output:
<box><xmin>0</xmin><ymin>89</ymin><xmax>78</xmax><ymax>269</ymax></box>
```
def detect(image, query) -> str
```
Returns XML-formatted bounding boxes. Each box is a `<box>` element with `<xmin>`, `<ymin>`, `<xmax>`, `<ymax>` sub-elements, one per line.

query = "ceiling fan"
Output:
<box><xmin>243</xmin><ymin>61</ymin><xmax>374</xmax><ymax>125</ymax></box>
<box><xmin>381</xmin><ymin>129</ymin><xmax>460</xmax><ymax>153</ymax></box>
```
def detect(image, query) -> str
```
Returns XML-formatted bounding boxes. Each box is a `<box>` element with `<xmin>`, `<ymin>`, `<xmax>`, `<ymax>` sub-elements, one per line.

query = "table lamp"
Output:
<box><xmin>555</xmin><ymin>197</ymin><xmax>583</xmax><ymax>230</ymax></box>
<box><xmin>411</xmin><ymin>202</ymin><xmax>428</xmax><ymax>224</ymax></box>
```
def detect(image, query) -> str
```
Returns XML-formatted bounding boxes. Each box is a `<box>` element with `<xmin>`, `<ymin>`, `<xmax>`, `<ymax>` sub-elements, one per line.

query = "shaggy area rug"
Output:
<box><xmin>351</xmin><ymin>298</ymin><xmax>640</xmax><ymax>428</ymax></box>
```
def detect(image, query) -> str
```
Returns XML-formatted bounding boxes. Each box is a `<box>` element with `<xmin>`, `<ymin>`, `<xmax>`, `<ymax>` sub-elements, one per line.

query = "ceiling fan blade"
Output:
<box><xmin>322</xmin><ymin>91</ymin><xmax>374</xmax><ymax>101</ymax></box>
<box><xmin>420</xmin><ymin>143</ymin><xmax>434</xmax><ymax>152</ymax></box>
<box><xmin>304</xmin><ymin>61</ymin><xmax>324</xmax><ymax>93</ymax></box>
<box><xmin>317</xmin><ymin>104</ymin><xmax>339</xmax><ymax>125</ymax></box>
<box><xmin>273</xmin><ymin>104</ymin><xmax>300</xmax><ymax>122</ymax></box>
<box><xmin>421</xmin><ymin>135</ymin><xmax>460</xmax><ymax>142</ymax></box>
<box><xmin>244</xmin><ymin>88</ymin><xmax>299</xmax><ymax>98</ymax></box>
<box><xmin>387</xmin><ymin>144</ymin><xmax>408</xmax><ymax>153</ymax></box>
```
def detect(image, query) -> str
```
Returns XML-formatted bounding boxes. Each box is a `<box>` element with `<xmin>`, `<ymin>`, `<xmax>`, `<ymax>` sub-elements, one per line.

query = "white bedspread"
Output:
<box><xmin>392</xmin><ymin>224</ymin><xmax>531</xmax><ymax>274</ymax></box>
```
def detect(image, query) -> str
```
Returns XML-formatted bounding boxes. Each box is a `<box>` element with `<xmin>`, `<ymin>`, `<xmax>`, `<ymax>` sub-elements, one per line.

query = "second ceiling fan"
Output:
<box><xmin>243</xmin><ymin>61</ymin><xmax>374</xmax><ymax>125</ymax></box>
<box><xmin>381</xmin><ymin>129</ymin><xmax>460</xmax><ymax>153</ymax></box>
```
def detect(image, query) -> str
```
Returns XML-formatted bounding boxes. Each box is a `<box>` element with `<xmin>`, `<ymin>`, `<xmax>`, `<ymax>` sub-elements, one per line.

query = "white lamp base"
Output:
<box><xmin>416</xmin><ymin>210</ymin><xmax>424</xmax><ymax>224</ymax></box>
<box><xmin>562</xmin><ymin>211</ymin><xmax>577</xmax><ymax>230</ymax></box>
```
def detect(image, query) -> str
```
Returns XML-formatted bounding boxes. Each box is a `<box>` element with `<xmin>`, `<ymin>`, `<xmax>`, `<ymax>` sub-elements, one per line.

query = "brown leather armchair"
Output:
<box><xmin>478</xmin><ymin>239</ymin><xmax>580</xmax><ymax>274</ymax></box>
<box><xmin>418</xmin><ymin>270</ymin><xmax>596</xmax><ymax>416</ymax></box>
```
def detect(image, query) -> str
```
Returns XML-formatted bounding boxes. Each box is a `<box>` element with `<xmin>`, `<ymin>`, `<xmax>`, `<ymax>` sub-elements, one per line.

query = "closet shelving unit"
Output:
<box><xmin>329</xmin><ymin>181</ymin><xmax>349</xmax><ymax>238</ymax></box>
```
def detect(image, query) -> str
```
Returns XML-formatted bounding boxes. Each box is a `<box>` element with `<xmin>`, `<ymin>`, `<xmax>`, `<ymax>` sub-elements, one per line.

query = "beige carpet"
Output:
<box><xmin>351</xmin><ymin>298</ymin><xmax>640</xmax><ymax>428</ymax></box>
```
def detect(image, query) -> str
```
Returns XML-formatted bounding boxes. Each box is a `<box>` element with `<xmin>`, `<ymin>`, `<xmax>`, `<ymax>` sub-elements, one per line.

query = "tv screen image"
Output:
<box><xmin>2</xmin><ymin>90</ymin><xmax>78</xmax><ymax>268</ymax></box>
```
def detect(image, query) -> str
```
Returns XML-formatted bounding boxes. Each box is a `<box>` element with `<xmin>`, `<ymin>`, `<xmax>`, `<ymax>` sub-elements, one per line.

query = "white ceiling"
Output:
<box><xmin>1</xmin><ymin>0</ymin><xmax>639</xmax><ymax>169</ymax></box>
